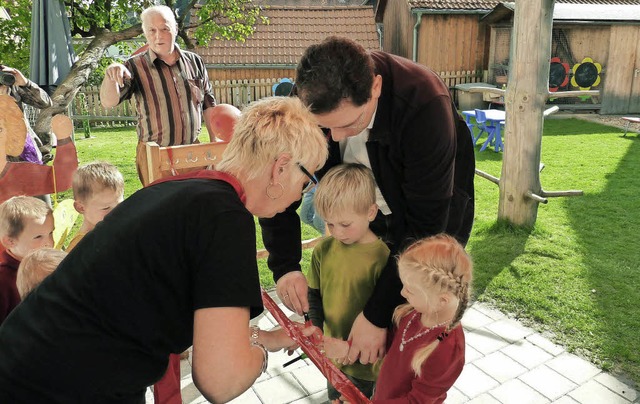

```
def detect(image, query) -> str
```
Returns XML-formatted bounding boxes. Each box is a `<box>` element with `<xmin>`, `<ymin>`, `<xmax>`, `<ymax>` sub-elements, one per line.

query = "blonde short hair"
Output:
<box><xmin>314</xmin><ymin>163</ymin><xmax>376</xmax><ymax>219</ymax></box>
<box><xmin>141</xmin><ymin>5</ymin><xmax>178</xmax><ymax>35</ymax></box>
<box><xmin>72</xmin><ymin>162</ymin><xmax>125</xmax><ymax>202</ymax></box>
<box><xmin>0</xmin><ymin>196</ymin><xmax>52</xmax><ymax>239</ymax></box>
<box><xmin>16</xmin><ymin>248</ymin><xmax>67</xmax><ymax>298</ymax></box>
<box><xmin>217</xmin><ymin>96</ymin><xmax>328</xmax><ymax>181</ymax></box>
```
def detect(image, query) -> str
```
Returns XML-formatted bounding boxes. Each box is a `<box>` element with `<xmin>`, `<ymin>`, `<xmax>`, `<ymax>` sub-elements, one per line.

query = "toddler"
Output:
<box><xmin>16</xmin><ymin>248</ymin><xmax>67</xmax><ymax>298</ymax></box>
<box><xmin>0</xmin><ymin>196</ymin><xmax>54</xmax><ymax>323</ymax></box>
<box><xmin>308</xmin><ymin>163</ymin><xmax>390</xmax><ymax>401</ymax></box>
<box><xmin>66</xmin><ymin>161</ymin><xmax>124</xmax><ymax>251</ymax></box>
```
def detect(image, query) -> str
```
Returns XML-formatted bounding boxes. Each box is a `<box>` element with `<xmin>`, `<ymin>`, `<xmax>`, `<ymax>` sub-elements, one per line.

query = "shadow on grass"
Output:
<box><xmin>565</xmin><ymin>135</ymin><xmax>640</xmax><ymax>384</ymax></box>
<box><xmin>468</xmin><ymin>220</ymin><xmax>531</xmax><ymax>298</ymax></box>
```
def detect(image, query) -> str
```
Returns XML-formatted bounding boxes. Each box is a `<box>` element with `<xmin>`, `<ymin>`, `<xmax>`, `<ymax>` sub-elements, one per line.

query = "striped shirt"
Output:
<box><xmin>120</xmin><ymin>46</ymin><xmax>216</xmax><ymax>146</ymax></box>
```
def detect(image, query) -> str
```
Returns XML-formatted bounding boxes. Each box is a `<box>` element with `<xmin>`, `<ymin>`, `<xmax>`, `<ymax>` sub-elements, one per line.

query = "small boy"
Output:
<box><xmin>66</xmin><ymin>162</ymin><xmax>124</xmax><ymax>251</ymax></box>
<box><xmin>308</xmin><ymin>163</ymin><xmax>390</xmax><ymax>401</ymax></box>
<box><xmin>16</xmin><ymin>248</ymin><xmax>67</xmax><ymax>299</ymax></box>
<box><xmin>0</xmin><ymin>196</ymin><xmax>54</xmax><ymax>323</ymax></box>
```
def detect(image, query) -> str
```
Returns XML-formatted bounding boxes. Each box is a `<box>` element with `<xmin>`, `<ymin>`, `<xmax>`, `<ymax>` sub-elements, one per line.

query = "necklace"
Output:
<box><xmin>399</xmin><ymin>311</ymin><xmax>449</xmax><ymax>352</ymax></box>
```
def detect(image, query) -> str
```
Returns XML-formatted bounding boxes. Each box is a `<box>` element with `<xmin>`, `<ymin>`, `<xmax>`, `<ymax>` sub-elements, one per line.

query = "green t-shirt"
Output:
<box><xmin>308</xmin><ymin>236</ymin><xmax>390</xmax><ymax>381</ymax></box>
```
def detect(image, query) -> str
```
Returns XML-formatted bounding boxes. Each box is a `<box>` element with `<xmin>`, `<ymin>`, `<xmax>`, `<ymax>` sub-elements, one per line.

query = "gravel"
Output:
<box><xmin>552</xmin><ymin>113</ymin><xmax>640</xmax><ymax>134</ymax></box>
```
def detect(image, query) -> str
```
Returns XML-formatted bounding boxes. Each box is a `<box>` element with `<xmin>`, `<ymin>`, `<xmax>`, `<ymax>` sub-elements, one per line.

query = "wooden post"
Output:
<box><xmin>498</xmin><ymin>0</ymin><xmax>555</xmax><ymax>227</ymax></box>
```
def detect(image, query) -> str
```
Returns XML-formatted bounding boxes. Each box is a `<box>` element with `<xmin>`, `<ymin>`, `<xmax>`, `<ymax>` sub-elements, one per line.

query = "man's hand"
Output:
<box><xmin>103</xmin><ymin>63</ymin><xmax>131</xmax><ymax>88</ymax></box>
<box><xmin>343</xmin><ymin>312</ymin><xmax>387</xmax><ymax>365</ymax></box>
<box><xmin>104</xmin><ymin>63</ymin><xmax>131</xmax><ymax>87</ymax></box>
<box><xmin>276</xmin><ymin>271</ymin><xmax>309</xmax><ymax>315</ymax></box>
<box><xmin>101</xmin><ymin>63</ymin><xmax>131</xmax><ymax>108</ymax></box>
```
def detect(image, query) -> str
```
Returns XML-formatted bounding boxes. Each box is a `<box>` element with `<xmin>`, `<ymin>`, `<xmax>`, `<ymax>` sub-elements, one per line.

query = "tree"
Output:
<box><xmin>0</xmin><ymin>0</ymin><xmax>32</xmax><ymax>73</ymax></box>
<box><xmin>0</xmin><ymin>0</ymin><xmax>266</xmax><ymax>141</ymax></box>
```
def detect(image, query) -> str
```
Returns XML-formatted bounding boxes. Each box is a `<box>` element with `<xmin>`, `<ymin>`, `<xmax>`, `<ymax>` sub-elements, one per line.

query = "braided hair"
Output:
<box><xmin>392</xmin><ymin>234</ymin><xmax>473</xmax><ymax>376</ymax></box>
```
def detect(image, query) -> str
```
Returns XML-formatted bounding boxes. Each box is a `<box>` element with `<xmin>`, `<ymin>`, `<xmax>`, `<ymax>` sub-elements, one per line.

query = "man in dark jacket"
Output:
<box><xmin>260</xmin><ymin>36</ymin><xmax>475</xmax><ymax>366</ymax></box>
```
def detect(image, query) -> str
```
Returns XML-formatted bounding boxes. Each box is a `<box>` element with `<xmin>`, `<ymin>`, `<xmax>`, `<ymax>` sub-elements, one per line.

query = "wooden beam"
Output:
<box><xmin>525</xmin><ymin>191</ymin><xmax>548</xmax><ymax>204</ymax></box>
<box><xmin>540</xmin><ymin>189</ymin><xmax>584</xmax><ymax>198</ymax></box>
<box><xmin>475</xmin><ymin>169</ymin><xmax>500</xmax><ymax>185</ymax></box>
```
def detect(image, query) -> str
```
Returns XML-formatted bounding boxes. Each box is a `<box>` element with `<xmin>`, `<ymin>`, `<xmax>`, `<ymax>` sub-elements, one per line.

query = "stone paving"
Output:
<box><xmin>146</xmin><ymin>291</ymin><xmax>638</xmax><ymax>404</ymax></box>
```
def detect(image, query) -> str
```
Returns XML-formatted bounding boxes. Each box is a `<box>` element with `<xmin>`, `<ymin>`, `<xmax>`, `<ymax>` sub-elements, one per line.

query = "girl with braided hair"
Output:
<box><xmin>323</xmin><ymin>234</ymin><xmax>471</xmax><ymax>403</ymax></box>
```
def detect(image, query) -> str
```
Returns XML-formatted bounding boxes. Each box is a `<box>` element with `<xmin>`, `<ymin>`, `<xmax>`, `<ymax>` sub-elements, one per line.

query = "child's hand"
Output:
<box><xmin>261</xmin><ymin>324</ymin><xmax>322</xmax><ymax>353</ymax></box>
<box><xmin>322</xmin><ymin>336</ymin><xmax>350</xmax><ymax>359</ymax></box>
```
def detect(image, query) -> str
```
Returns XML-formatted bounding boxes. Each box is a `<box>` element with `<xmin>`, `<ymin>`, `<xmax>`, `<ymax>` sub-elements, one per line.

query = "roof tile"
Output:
<box><xmin>194</xmin><ymin>6</ymin><xmax>379</xmax><ymax>66</ymax></box>
<box><xmin>407</xmin><ymin>0</ymin><xmax>640</xmax><ymax>9</ymax></box>
<box><xmin>408</xmin><ymin>0</ymin><xmax>501</xmax><ymax>9</ymax></box>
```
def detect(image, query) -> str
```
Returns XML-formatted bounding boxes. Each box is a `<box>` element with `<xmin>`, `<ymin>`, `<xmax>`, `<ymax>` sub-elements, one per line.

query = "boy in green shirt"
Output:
<box><xmin>307</xmin><ymin>163</ymin><xmax>390</xmax><ymax>402</ymax></box>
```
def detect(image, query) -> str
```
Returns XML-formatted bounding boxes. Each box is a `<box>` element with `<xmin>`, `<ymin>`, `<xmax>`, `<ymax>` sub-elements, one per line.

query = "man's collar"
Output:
<box><xmin>148</xmin><ymin>44</ymin><xmax>182</xmax><ymax>65</ymax></box>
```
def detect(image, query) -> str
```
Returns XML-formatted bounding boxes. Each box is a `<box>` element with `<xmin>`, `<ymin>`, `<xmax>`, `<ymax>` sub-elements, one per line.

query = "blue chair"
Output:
<box><xmin>474</xmin><ymin>109</ymin><xmax>497</xmax><ymax>148</ymax></box>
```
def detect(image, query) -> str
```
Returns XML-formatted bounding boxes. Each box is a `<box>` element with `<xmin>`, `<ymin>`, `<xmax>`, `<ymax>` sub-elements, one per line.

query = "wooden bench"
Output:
<box><xmin>145</xmin><ymin>141</ymin><xmax>229</xmax><ymax>184</ymax></box>
<box><xmin>144</xmin><ymin>141</ymin><xmax>323</xmax><ymax>258</ymax></box>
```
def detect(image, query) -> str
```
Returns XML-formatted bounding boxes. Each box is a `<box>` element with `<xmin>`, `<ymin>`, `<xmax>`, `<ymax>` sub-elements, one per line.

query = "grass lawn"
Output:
<box><xmin>61</xmin><ymin>118</ymin><xmax>639</xmax><ymax>386</ymax></box>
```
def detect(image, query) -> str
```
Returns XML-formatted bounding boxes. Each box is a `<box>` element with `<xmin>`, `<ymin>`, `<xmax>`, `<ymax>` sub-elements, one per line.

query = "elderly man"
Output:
<box><xmin>100</xmin><ymin>5</ymin><xmax>216</xmax><ymax>186</ymax></box>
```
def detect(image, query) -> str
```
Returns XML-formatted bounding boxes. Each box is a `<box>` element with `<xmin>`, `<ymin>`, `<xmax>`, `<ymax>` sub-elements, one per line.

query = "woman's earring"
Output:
<box><xmin>266</xmin><ymin>182</ymin><xmax>284</xmax><ymax>199</ymax></box>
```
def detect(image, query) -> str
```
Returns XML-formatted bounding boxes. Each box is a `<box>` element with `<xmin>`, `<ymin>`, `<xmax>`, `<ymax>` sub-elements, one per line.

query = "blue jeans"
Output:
<box><xmin>300</xmin><ymin>191</ymin><xmax>325</xmax><ymax>235</ymax></box>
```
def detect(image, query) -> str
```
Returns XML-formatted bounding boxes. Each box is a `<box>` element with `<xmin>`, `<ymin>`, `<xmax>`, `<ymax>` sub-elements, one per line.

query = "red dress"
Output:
<box><xmin>373</xmin><ymin>310</ymin><xmax>465</xmax><ymax>403</ymax></box>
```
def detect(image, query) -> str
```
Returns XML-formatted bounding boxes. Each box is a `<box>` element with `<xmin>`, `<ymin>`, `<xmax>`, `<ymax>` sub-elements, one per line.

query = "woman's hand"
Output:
<box><xmin>276</xmin><ymin>271</ymin><xmax>309</xmax><ymax>315</ymax></box>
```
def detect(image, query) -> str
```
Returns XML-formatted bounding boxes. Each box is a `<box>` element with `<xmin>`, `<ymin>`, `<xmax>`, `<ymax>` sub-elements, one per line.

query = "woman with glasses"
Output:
<box><xmin>0</xmin><ymin>97</ymin><xmax>327</xmax><ymax>403</ymax></box>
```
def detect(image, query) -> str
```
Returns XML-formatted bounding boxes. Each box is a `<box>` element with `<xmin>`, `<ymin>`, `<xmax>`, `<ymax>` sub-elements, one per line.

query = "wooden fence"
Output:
<box><xmin>71</xmin><ymin>78</ymin><xmax>292</xmax><ymax>127</ymax></box>
<box><xmin>71</xmin><ymin>87</ymin><xmax>137</xmax><ymax>128</ymax></box>
<box><xmin>69</xmin><ymin>73</ymin><xmax>480</xmax><ymax>127</ymax></box>
<box><xmin>438</xmin><ymin>70</ymin><xmax>484</xmax><ymax>88</ymax></box>
<box><xmin>438</xmin><ymin>70</ymin><xmax>485</xmax><ymax>107</ymax></box>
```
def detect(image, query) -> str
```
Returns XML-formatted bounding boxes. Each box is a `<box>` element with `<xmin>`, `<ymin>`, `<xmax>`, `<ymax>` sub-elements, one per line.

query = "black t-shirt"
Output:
<box><xmin>0</xmin><ymin>178</ymin><xmax>263</xmax><ymax>403</ymax></box>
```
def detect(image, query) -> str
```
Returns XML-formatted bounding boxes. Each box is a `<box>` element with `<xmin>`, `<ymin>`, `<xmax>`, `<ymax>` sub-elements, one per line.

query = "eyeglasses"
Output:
<box><xmin>297</xmin><ymin>163</ymin><xmax>318</xmax><ymax>194</ymax></box>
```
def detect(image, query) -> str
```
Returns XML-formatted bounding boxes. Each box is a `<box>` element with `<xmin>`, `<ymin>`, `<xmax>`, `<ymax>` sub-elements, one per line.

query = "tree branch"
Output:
<box><xmin>34</xmin><ymin>24</ymin><xmax>143</xmax><ymax>139</ymax></box>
